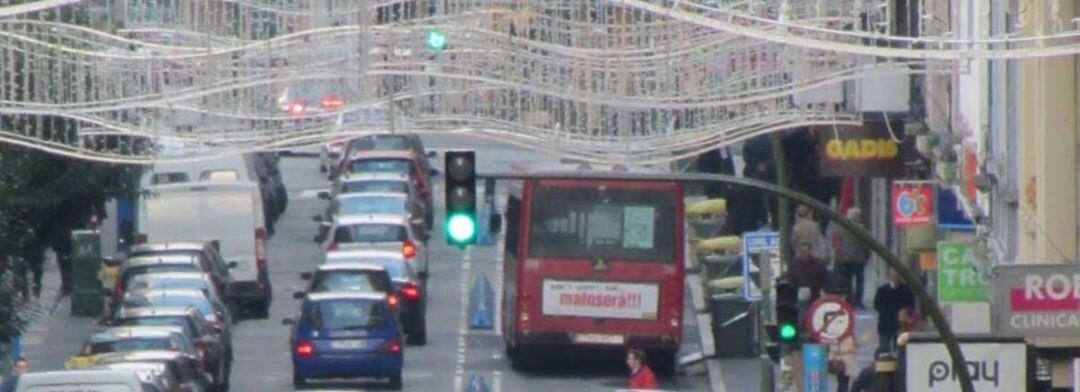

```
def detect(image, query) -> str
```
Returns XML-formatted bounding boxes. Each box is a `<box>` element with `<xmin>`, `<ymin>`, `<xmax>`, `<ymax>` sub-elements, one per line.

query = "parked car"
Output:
<box><xmin>67</xmin><ymin>326</ymin><xmax>197</xmax><ymax>370</ymax></box>
<box><xmin>112</xmin><ymin>306</ymin><xmax>231</xmax><ymax>389</ymax></box>
<box><xmin>283</xmin><ymin>292</ymin><xmax>404</xmax><ymax>389</ymax></box>
<box><xmin>321</xmin><ymin>214</ymin><xmax>428</xmax><ymax>275</ymax></box>
<box><xmin>125</xmin><ymin>272</ymin><xmax>234</xmax><ymax>319</ymax></box>
<box><xmin>137</xmin><ymin>182</ymin><xmax>272</xmax><ymax>318</ymax></box>
<box><xmin>112</xmin><ymin>254</ymin><xmax>207</xmax><ymax>312</ymax></box>
<box><xmin>315</xmin><ymin>192</ymin><xmax>427</xmax><ymax>242</ymax></box>
<box><xmin>126</xmin><ymin>242</ymin><xmax>239</xmax><ymax>311</ymax></box>
<box><xmin>325</xmin><ymin>172</ymin><xmax>430</xmax><ymax>228</ymax></box>
<box><xmin>324</xmin><ymin>250</ymin><xmax>428</xmax><ymax>345</ymax></box>
<box><xmin>91</xmin><ymin>351</ymin><xmax>213</xmax><ymax>392</ymax></box>
<box><xmin>15</xmin><ymin>370</ymin><xmax>170</xmax><ymax>392</ymax></box>
<box><xmin>85</xmin><ymin>362</ymin><xmax>184</xmax><ymax>392</ymax></box>
<box><xmin>120</xmin><ymin>289</ymin><xmax>233</xmax><ymax>333</ymax></box>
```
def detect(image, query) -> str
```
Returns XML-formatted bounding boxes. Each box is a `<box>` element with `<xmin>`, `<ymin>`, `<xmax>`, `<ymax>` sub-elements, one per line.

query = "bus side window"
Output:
<box><xmin>505</xmin><ymin>196</ymin><xmax>521</xmax><ymax>258</ymax></box>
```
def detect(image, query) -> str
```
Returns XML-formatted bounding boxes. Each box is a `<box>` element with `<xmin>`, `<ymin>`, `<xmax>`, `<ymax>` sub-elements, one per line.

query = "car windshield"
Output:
<box><xmin>88</xmin><ymin>338</ymin><xmax>176</xmax><ymax>355</ymax></box>
<box><xmin>312</xmin><ymin>300</ymin><xmax>388</xmax><ymax>331</ymax></box>
<box><xmin>334</xmin><ymin>224</ymin><xmax>407</xmax><ymax>243</ymax></box>
<box><xmin>125</xmin><ymin>296</ymin><xmax>213</xmax><ymax>319</ymax></box>
<box><xmin>312</xmin><ymin>270</ymin><xmax>390</xmax><ymax>293</ymax></box>
<box><xmin>123</xmin><ymin>265</ymin><xmax>200</xmax><ymax>287</ymax></box>
<box><xmin>130</xmin><ymin>278</ymin><xmax>209</xmax><ymax>294</ymax></box>
<box><xmin>348</xmin><ymin>159</ymin><xmax>410</xmax><ymax>174</ymax></box>
<box><xmin>334</xmin><ymin>196</ymin><xmax>406</xmax><ymax>216</ymax></box>
<box><xmin>349</xmin><ymin>258</ymin><xmax>407</xmax><ymax>281</ymax></box>
<box><xmin>341</xmin><ymin>180</ymin><xmax>408</xmax><ymax>194</ymax></box>
<box><xmin>114</xmin><ymin>317</ymin><xmax>196</xmax><ymax>338</ymax></box>
<box><xmin>352</xmin><ymin>136</ymin><xmax>410</xmax><ymax>151</ymax></box>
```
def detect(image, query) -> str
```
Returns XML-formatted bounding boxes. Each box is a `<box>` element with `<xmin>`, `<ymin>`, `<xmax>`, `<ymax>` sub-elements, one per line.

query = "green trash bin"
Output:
<box><xmin>70</xmin><ymin>230</ymin><xmax>105</xmax><ymax>317</ymax></box>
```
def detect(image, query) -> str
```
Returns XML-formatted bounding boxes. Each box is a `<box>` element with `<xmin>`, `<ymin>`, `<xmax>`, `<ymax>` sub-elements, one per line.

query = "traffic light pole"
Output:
<box><xmin>479</xmin><ymin>170</ymin><xmax>975</xmax><ymax>392</ymax></box>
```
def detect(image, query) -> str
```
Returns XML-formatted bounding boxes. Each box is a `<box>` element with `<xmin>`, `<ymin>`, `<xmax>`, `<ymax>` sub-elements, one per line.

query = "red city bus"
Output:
<box><xmin>501</xmin><ymin>165</ymin><xmax>685</xmax><ymax>372</ymax></box>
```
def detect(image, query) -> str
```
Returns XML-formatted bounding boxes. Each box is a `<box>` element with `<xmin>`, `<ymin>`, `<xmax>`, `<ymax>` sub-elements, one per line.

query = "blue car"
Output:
<box><xmin>284</xmin><ymin>292</ymin><xmax>404</xmax><ymax>389</ymax></box>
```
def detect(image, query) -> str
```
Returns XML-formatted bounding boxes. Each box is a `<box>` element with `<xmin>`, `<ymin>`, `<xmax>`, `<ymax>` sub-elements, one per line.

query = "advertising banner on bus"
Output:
<box><xmin>541</xmin><ymin>280</ymin><xmax>659</xmax><ymax>320</ymax></box>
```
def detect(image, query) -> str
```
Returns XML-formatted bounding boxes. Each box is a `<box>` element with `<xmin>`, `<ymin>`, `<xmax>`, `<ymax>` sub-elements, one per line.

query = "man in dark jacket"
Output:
<box><xmin>833</xmin><ymin>208</ymin><xmax>872</xmax><ymax>307</ymax></box>
<box><xmin>0</xmin><ymin>357</ymin><xmax>28</xmax><ymax>392</ymax></box>
<box><xmin>873</xmin><ymin>271</ymin><xmax>916</xmax><ymax>353</ymax></box>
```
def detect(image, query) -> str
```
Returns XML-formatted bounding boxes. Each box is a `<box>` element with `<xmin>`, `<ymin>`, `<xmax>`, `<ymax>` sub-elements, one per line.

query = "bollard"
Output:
<box><xmin>469</xmin><ymin>275</ymin><xmax>495</xmax><ymax>329</ymax></box>
<box><xmin>466</xmin><ymin>374</ymin><xmax>491</xmax><ymax>392</ymax></box>
<box><xmin>875</xmin><ymin>353</ymin><xmax>899</xmax><ymax>392</ymax></box>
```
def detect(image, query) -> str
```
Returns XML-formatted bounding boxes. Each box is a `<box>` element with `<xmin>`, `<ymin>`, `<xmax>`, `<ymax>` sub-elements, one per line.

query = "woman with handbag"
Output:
<box><xmin>827</xmin><ymin>335</ymin><xmax>858</xmax><ymax>392</ymax></box>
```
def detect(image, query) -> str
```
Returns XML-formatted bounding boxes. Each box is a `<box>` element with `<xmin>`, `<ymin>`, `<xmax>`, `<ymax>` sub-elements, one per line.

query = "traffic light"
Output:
<box><xmin>426</xmin><ymin>29</ymin><xmax>446</xmax><ymax>52</ymax></box>
<box><xmin>444</xmin><ymin>150</ymin><xmax>477</xmax><ymax>247</ymax></box>
<box><xmin>775</xmin><ymin>278</ymin><xmax>800</xmax><ymax>348</ymax></box>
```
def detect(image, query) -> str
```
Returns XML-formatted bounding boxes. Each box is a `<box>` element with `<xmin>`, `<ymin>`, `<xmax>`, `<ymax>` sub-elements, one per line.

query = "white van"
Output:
<box><xmin>16</xmin><ymin>370</ymin><xmax>168</xmax><ymax>392</ymax></box>
<box><xmin>136</xmin><ymin>182</ymin><xmax>272</xmax><ymax>317</ymax></box>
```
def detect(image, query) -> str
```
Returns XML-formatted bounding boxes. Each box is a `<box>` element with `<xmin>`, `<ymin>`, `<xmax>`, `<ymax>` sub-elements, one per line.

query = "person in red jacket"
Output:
<box><xmin>627</xmin><ymin>348</ymin><xmax>658</xmax><ymax>390</ymax></box>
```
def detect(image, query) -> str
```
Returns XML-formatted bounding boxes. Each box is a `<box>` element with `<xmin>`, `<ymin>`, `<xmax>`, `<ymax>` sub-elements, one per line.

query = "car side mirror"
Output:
<box><xmin>293</xmin><ymin>291</ymin><xmax>307</xmax><ymax>299</ymax></box>
<box><xmin>489</xmin><ymin>214</ymin><xmax>503</xmax><ymax>234</ymax></box>
<box><xmin>418</xmin><ymin>271</ymin><xmax>429</xmax><ymax>280</ymax></box>
<box><xmin>429</xmin><ymin>169</ymin><xmax>440</xmax><ymax>177</ymax></box>
<box><xmin>226</xmin><ymin>261</ymin><xmax>239</xmax><ymax>269</ymax></box>
<box><xmin>426</xmin><ymin>151</ymin><xmax>437</xmax><ymax>158</ymax></box>
<box><xmin>318</xmin><ymin>191</ymin><xmax>331</xmax><ymax>200</ymax></box>
<box><xmin>281</xmin><ymin>318</ymin><xmax>295</xmax><ymax>325</ymax></box>
<box><xmin>299</xmin><ymin>272</ymin><xmax>313</xmax><ymax>280</ymax></box>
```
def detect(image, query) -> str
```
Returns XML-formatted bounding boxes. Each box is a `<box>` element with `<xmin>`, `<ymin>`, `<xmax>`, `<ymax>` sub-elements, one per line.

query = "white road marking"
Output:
<box><xmin>453</xmin><ymin>248</ymin><xmax>473</xmax><ymax>392</ymax></box>
<box><xmin>293</xmin><ymin>188</ymin><xmax>330</xmax><ymax>199</ymax></box>
<box><xmin>493</xmin><ymin>370</ymin><xmax>503</xmax><ymax>392</ymax></box>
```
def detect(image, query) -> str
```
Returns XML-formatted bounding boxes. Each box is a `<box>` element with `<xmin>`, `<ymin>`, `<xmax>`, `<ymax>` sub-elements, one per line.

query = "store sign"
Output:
<box><xmin>937</xmin><ymin>188</ymin><xmax>975</xmax><ymax>231</ymax></box>
<box><xmin>816</xmin><ymin>124</ymin><xmax>905</xmax><ymax>177</ymax></box>
<box><xmin>892</xmin><ymin>182</ymin><xmax>934</xmax><ymax>227</ymax></box>
<box><xmin>742</xmin><ymin>231</ymin><xmax>781</xmax><ymax>300</ymax></box>
<box><xmin>541</xmin><ymin>280</ymin><xmax>659</xmax><ymax>320</ymax></box>
<box><xmin>905</xmin><ymin>341</ymin><xmax>1028</xmax><ymax>392</ymax></box>
<box><xmin>991</xmin><ymin>264</ymin><xmax>1080</xmax><ymax>337</ymax></box>
<box><xmin>937</xmin><ymin>241</ymin><xmax>988</xmax><ymax>303</ymax></box>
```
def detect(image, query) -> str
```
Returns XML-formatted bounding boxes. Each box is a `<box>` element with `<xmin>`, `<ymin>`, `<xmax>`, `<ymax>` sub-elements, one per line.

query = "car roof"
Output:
<box><xmin>335</xmin><ymin>192</ymin><xmax>407</xmax><ymax>200</ymax></box>
<box><xmin>334</xmin><ymin>214</ymin><xmax>408</xmax><ymax>225</ymax></box>
<box><xmin>347</xmin><ymin>150</ymin><xmax>416</xmax><ymax>161</ymax></box>
<box><xmin>91</xmin><ymin>326</ymin><xmax>185</xmax><ymax>341</ymax></box>
<box><xmin>129</xmin><ymin>242</ymin><xmax>206</xmax><ymax>253</ymax></box>
<box><xmin>125</xmin><ymin>289</ymin><xmax>209</xmax><ymax>301</ymax></box>
<box><xmin>89</xmin><ymin>362</ymin><xmax>168</xmax><ymax>373</ymax></box>
<box><xmin>124</xmin><ymin>254</ymin><xmax>200</xmax><ymax>267</ymax></box>
<box><xmin>93</xmin><ymin>350</ymin><xmax>192</xmax><ymax>364</ymax></box>
<box><xmin>316</xmin><ymin>263</ymin><xmax>387</xmax><ymax>272</ymax></box>
<box><xmin>132</xmin><ymin>272</ymin><xmax>210</xmax><ymax>281</ymax></box>
<box><xmin>17</xmin><ymin>370</ymin><xmax>144</xmax><ymax>383</ymax></box>
<box><xmin>340</xmin><ymin>172</ymin><xmax>410</xmax><ymax>182</ymax></box>
<box><xmin>306</xmin><ymin>292</ymin><xmax>387</xmax><ymax>302</ymax></box>
<box><xmin>117</xmin><ymin>306</ymin><xmax>199</xmax><ymax>319</ymax></box>
<box><xmin>325</xmin><ymin>249</ymin><xmax>404</xmax><ymax>261</ymax></box>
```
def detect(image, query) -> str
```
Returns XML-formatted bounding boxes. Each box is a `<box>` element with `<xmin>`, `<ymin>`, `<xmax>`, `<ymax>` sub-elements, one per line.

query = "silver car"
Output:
<box><xmin>322</xmin><ymin>214</ymin><xmax>429</xmax><ymax>275</ymax></box>
<box><xmin>16</xmin><ymin>370</ymin><xmax>170</xmax><ymax>392</ymax></box>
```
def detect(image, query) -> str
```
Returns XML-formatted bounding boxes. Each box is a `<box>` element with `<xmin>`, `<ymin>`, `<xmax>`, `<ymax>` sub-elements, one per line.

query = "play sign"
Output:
<box><xmin>892</xmin><ymin>181</ymin><xmax>934</xmax><ymax>226</ymax></box>
<box><xmin>936</xmin><ymin>241</ymin><xmax>988</xmax><ymax>303</ymax></box>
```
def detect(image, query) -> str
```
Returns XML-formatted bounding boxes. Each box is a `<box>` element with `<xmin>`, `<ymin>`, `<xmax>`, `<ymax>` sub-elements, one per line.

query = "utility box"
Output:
<box><xmin>70</xmin><ymin>230</ymin><xmax>105</xmax><ymax>317</ymax></box>
<box><xmin>710</xmin><ymin>293</ymin><xmax>758</xmax><ymax>359</ymax></box>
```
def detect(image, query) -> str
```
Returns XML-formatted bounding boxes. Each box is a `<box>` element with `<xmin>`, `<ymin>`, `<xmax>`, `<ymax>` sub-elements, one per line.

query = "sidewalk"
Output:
<box><xmin>18</xmin><ymin>251</ymin><xmax>99</xmax><ymax>372</ymax></box>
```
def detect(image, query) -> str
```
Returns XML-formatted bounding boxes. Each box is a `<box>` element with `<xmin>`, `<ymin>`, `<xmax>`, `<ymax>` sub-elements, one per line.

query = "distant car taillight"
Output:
<box><xmin>381</xmin><ymin>339</ymin><xmax>401</xmax><ymax>355</ymax></box>
<box><xmin>401</xmin><ymin>283</ymin><xmax>421</xmax><ymax>301</ymax></box>
<box><xmin>255</xmin><ymin>228</ymin><xmax>267</xmax><ymax>272</ymax></box>
<box><xmin>320</xmin><ymin>95</ymin><xmax>344</xmax><ymax>111</ymax></box>
<box><xmin>295</xmin><ymin>340</ymin><xmax>314</xmax><ymax>358</ymax></box>
<box><xmin>387</xmin><ymin>294</ymin><xmax>400</xmax><ymax>312</ymax></box>
<box><xmin>402</xmin><ymin>241</ymin><xmax>416</xmax><ymax>259</ymax></box>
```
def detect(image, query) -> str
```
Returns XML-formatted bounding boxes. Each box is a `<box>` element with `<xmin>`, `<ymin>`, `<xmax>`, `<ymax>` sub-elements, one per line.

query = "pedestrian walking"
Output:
<box><xmin>0</xmin><ymin>357</ymin><xmax>28</xmax><ymax>392</ymax></box>
<box><xmin>626</xmin><ymin>348</ymin><xmax>658</xmax><ymax>390</ymax></box>
<box><xmin>850</xmin><ymin>349</ymin><xmax>891</xmax><ymax>392</ymax></box>
<box><xmin>791</xmin><ymin>241</ymin><xmax>829</xmax><ymax>303</ymax></box>
<box><xmin>873</xmin><ymin>271</ymin><xmax>916</xmax><ymax>353</ymax></box>
<box><xmin>792</xmin><ymin>205</ymin><xmax>824</xmax><ymax>259</ymax></box>
<box><xmin>827</xmin><ymin>334</ymin><xmax>858</xmax><ymax>392</ymax></box>
<box><xmin>832</xmin><ymin>208</ymin><xmax>872</xmax><ymax>307</ymax></box>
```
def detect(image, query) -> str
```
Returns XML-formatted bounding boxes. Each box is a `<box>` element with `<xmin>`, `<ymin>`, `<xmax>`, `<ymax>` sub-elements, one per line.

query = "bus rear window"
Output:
<box><xmin>527</xmin><ymin>184</ymin><xmax>676</xmax><ymax>263</ymax></box>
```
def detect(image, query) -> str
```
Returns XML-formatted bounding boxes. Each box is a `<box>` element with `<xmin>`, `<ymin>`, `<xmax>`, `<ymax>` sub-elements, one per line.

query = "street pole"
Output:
<box><xmin>771</xmin><ymin>134</ymin><xmax>791</xmax><ymax>271</ymax></box>
<box><xmin>479</xmin><ymin>171</ymin><xmax>975</xmax><ymax>392</ymax></box>
<box><xmin>757</xmin><ymin>250</ymin><xmax>776</xmax><ymax>392</ymax></box>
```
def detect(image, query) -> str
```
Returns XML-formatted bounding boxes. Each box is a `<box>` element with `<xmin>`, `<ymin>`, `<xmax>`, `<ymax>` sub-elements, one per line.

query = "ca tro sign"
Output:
<box><xmin>904</xmin><ymin>340</ymin><xmax>1031</xmax><ymax>392</ymax></box>
<box><xmin>991</xmin><ymin>264</ymin><xmax>1080</xmax><ymax>337</ymax></box>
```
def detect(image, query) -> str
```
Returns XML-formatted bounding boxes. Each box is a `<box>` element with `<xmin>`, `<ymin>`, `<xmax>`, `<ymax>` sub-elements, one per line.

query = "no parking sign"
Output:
<box><xmin>805</xmin><ymin>295</ymin><xmax>855</xmax><ymax>344</ymax></box>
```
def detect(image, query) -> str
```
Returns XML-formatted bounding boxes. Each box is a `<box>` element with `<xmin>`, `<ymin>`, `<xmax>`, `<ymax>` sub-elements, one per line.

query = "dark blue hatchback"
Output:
<box><xmin>284</xmin><ymin>292</ymin><xmax>404</xmax><ymax>389</ymax></box>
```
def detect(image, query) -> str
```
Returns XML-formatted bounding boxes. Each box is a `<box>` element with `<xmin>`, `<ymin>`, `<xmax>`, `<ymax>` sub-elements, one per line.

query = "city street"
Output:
<box><xmin>19</xmin><ymin>134</ymin><xmax>711</xmax><ymax>391</ymax></box>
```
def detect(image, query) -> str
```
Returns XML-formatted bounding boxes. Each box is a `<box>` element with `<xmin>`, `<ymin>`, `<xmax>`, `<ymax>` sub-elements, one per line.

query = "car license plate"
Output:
<box><xmin>572</xmin><ymin>334</ymin><xmax>624</xmax><ymax>345</ymax></box>
<box><xmin>330</xmin><ymin>339</ymin><xmax>368</xmax><ymax>350</ymax></box>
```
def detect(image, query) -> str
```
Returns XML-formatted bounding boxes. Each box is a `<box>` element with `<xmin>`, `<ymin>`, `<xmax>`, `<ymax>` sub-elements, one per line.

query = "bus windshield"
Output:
<box><xmin>527</xmin><ymin>184</ymin><xmax>676</xmax><ymax>263</ymax></box>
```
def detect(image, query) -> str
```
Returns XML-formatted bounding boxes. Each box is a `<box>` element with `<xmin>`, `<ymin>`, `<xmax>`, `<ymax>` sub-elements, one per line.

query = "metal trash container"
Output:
<box><xmin>709</xmin><ymin>293</ymin><xmax>758</xmax><ymax>359</ymax></box>
<box><xmin>70</xmin><ymin>230</ymin><xmax>105</xmax><ymax>317</ymax></box>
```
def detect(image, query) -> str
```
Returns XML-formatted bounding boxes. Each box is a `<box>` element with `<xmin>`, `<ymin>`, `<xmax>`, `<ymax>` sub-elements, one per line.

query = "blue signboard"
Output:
<box><xmin>802</xmin><ymin>344</ymin><xmax>829</xmax><ymax>392</ymax></box>
<box><xmin>937</xmin><ymin>188</ymin><xmax>975</xmax><ymax>231</ymax></box>
<box><xmin>741</xmin><ymin>231</ymin><xmax>780</xmax><ymax>300</ymax></box>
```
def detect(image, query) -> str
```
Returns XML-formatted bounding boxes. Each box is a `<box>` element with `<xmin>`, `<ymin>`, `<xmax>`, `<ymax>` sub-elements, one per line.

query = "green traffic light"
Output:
<box><xmin>426</xmin><ymin>30</ymin><xmax>446</xmax><ymax>52</ymax></box>
<box><xmin>446</xmin><ymin>213</ymin><xmax>476</xmax><ymax>244</ymax></box>
<box><xmin>779</xmin><ymin>323</ymin><xmax>798</xmax><ymax>341</ymax></box>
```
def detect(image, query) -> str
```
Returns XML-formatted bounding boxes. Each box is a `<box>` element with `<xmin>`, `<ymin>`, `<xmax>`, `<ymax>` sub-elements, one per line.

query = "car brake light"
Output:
<box><xmin>255</xmin><ymin>228</ymin><xmax>267</xmax><ymax>272</ymax></box>
<box><xmin>381</xmin><ymin>339</ymin><xmax>401</xmax><ymax>355</ymax></box>
<box><xmin>320</xmin><ymin>95</ymin><xmax>344</xmax><ymax>111</ymax></box>
<box><xmin>288</xmin><ymin>101</ymin><xmax>306</xmax><ymax>116</ymax></box>
<box><xmin>401</xmin><ymin>283</ymin><xmax>420</xmax><ymax>301</ymax></box>
<box><xmin>387</xmin><ymin>294</ymin><xmax>399</xmax><ymax>312</ymax></box>
<box><xmin>295</xmin><ymin>341</ymin><xmax>314</xmax><ymax>358</ymax></box>
<box><xmin>402</xmin><ymin>241</ymin><xmax>416</xmax><ymax>259</ymax></box>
